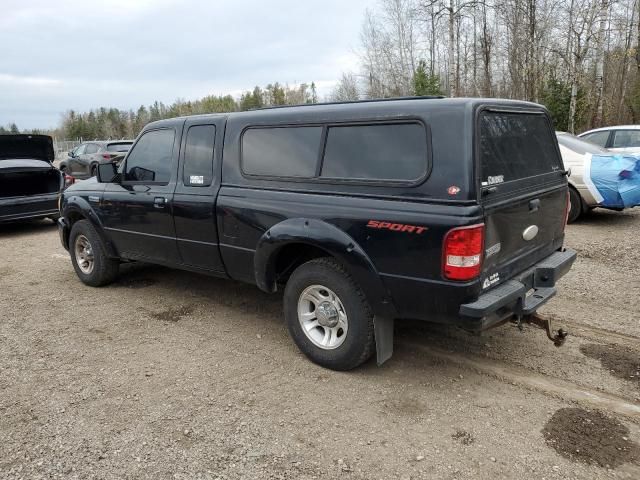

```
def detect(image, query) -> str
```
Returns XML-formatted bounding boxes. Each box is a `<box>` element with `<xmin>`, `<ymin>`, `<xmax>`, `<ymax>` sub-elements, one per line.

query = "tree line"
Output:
<box><xmin>2</xmin><ymin>82</ymin><xmax>319</xmax><ymax>140</ymax></box>
<box><xmin>331</xmin><ymin>0</ymin><xmax>639</xmax><ymax>133</ymax></box>
<box><xmin>4</xmin><ymin>0</ymin><xmax>638</xmax><ymax>138</ymax></box>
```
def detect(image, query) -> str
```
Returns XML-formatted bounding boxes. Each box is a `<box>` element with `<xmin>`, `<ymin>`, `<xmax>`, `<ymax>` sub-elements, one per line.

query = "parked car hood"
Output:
<box><xmin>65</xmin><ymin>177</ymin><xmax>107</xmax><ymax>193</ymax></box>
<box><xmin>0</xmin><ymin>134</ymin><xmax>55</xmax><ymax>162</ymax></box>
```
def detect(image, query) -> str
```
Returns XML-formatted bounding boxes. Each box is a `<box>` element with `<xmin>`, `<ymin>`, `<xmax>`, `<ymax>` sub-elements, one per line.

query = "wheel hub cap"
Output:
<box><xmin>297</xmin><ymin>285</ymin><xmax>348</xmax><ymax>350</ymax></box>
<box><xmin>74</xmin><ymin>234</ymin><xmax>95</xmax><ymax>274</ymax></box>
<box><xmin>316</xmin><ymin>302</ymin><xmax>339</xmax><ymax>328</ymax></box>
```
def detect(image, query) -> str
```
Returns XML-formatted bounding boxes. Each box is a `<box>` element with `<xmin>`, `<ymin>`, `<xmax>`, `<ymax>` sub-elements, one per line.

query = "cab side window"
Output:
<box><xmin>582</xmin><ymin>131</ymin><xmax>610</xmax><ymax>148</ymax></box>
<box><xmin>183</xmin><ymin>125</ymin><xmax>215</xmax><ymax>187</ymax></box>
<box><xmin>124</xmin><ymin>129</ymin><xmax>175</xmax><ymax>183</ymax></box>
<box><xmin>74</xmin><ymin>144</ymin><xmax>87</xmax><ymax>156</ymax></box>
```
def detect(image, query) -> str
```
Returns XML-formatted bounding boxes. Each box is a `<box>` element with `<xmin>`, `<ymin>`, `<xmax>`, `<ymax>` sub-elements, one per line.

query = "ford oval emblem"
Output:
<box><xmin>522</xmin><ymin>225</ymin><xmax>539</xmax><ymax>241</ymax></box>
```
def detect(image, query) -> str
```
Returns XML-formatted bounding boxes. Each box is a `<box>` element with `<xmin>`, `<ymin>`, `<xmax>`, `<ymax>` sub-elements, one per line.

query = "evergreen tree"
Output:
<box><xmin>541</xmin><ymin>79</ymin><xmax>587</xmax><ymax>131</ymax></box>
<box><xmin>413</xmin><ymin>61</ymin><xmax>443</xmax><ymax>96</ymax></box>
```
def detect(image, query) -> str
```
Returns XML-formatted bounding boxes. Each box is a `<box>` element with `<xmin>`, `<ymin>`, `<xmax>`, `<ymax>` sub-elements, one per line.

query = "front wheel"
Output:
<box><xmin>69</xmin><ymin>220</ymin><xmax>119</xmax><ymax>286</ymax></box>
<box><xmin>283</xmin><ymin>258</ymin><xmax>375</xmax><ymax>370</ymax></box>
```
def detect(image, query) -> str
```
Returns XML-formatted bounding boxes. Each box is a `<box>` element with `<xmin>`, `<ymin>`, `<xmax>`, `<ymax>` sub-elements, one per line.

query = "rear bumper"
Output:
<box><xmin>459</xmin><ymin>248</ymin><xmax>577</xmax><ymax>331</ymax></box>
<box><xmin>0</xmin><ymin>193</ymin><xmax>59</xmax><ymax>223</ymax></box>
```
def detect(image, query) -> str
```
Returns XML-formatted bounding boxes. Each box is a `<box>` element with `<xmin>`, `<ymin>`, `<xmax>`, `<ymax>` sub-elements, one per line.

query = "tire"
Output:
<box><xmin>283</xmin><ymin>257</ymin><xmax>375</xmax><ymax>371</ymax></box>
<box><xmin>69</xmin><ymin>220</ymin><xmax>119</xmax><ymax>287</ymax></box>
<box><xmin>568</xmin><ymin>187</ymin><xmax>583</xmax><ymax>224</ymax></box>
<box><xmin>90</xmin><ymin>164</ymin><xmax>98</xmax><ymax>177</ymax></box>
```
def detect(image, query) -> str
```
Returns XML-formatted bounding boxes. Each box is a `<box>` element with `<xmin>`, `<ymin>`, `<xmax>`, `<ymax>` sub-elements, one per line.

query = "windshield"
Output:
<box><xmin>106</xmin><ymin>142</ymin><xmax>133</xmax><ymax>152</ymax></box>
<box><xmin>557</xmin><ymin>133</ymin><xmax>608</xmax><ymax>155</ymax></box>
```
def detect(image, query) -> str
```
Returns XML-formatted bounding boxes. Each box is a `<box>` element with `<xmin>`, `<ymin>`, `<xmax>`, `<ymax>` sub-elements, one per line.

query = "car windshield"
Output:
<box><xmin>557</xmin><ymin>133</ymin><xmax>609</xmax><ymax>155</ymax></box>
<box><xmin>106</xmin><ymin>142</ymin><xmax>133</xmax><ymax>152</ymax></box>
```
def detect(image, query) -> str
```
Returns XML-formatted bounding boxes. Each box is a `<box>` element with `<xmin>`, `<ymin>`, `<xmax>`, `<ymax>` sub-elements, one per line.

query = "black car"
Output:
<box><xmin>0</xmin><ymin>134</ymin><xmax>63</xmax><ymax>223</ymax></box>
<box><xmin>58</xmin><ymin>97</ymin><xmax>576</xmax><ymax>370</ymax></box>
<box><xmin>59</xmin><ymin>140</ymin><xmax>133</xmax><ymax>179</ymax></box>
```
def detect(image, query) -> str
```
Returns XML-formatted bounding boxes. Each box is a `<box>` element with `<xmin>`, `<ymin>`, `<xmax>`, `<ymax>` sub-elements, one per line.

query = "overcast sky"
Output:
<box><xmin>0</xmin><ymin>0</ymin><xmax>373</xmax><ymax>130</ymax></box>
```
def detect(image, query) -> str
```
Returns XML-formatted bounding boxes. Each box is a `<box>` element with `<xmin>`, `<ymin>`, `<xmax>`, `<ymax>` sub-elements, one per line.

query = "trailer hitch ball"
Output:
<box><xmin>520</xmin><ymin>313</ymin><xmax>568</xmax><ymax>347</ymax></box>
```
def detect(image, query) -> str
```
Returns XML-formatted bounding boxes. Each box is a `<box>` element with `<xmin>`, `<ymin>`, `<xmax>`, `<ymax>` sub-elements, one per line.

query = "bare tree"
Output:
<box><xmin>331</xmin><ymin>73</ymin><xmax>362</xmax><ymax>101</ymax></box>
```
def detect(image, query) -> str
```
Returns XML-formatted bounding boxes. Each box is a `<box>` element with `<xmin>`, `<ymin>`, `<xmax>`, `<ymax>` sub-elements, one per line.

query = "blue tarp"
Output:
<box><xmin>585</xmin><ymin>154</ymin><xmax>640</xmax><ymax>208</ymax></box>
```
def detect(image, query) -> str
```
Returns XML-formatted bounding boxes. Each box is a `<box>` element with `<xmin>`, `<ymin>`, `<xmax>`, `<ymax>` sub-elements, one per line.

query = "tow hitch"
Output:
<box><xmin>515</xmin><ymin>313</ymin><xmax>568</xmax><ymax>347</ymax></box>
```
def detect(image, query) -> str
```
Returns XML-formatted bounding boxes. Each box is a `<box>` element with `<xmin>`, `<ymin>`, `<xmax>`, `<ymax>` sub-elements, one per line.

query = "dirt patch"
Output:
<box><xmin>148</xmin><ymin>305</ymin><xmax>194</xmax><ymax>322</ymax></box>
<box><xmin>580</xmin><ymin>343</ymin><xmax>640</xmax><ymax>387</ymax></box>
<box><xmin>0</xmin><ymin>266</ymin><xmax>15</xmax><ymax>277</ymax></box>
<box><xmin>452</xmin><ymin>430</ymin><xmax>474</xmax><ymax>446</ymax></box>
<box><xmin>115</xmin><ymin>277</ymin><xmax>157</xmax><ymax>289</ymax></box>
<box><xmin>542</xmin><ymin>407</ymin><xmax>640</xmax><ymax>468</ymax></box>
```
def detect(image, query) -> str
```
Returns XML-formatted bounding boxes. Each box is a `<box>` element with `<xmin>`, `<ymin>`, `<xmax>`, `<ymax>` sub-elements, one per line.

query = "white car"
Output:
<box><xmin>556</xmin><ymin>132</ymin><xmax>610</xmax><ymax>222</ymax></box>
<box><xmin>577</xmin><ymin>125</ymin><xmax>640</xmax><ymax>154</ymax></box>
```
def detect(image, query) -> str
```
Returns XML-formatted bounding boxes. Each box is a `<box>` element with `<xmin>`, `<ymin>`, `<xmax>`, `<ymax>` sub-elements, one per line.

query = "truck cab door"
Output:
<box><xmin>100</xmin><ymin>126</ymin><xmax>181</xmax><ymax>265</ymax></box>
<box><xmin>172</xmin><ymin>118</ymin><xmax>226</xmax><ymax>273</ymax></box>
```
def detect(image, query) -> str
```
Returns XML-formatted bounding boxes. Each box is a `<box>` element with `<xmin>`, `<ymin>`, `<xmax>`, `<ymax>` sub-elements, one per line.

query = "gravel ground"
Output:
<box><xmin>1</xmin><ymin>207</ymin><xmax>639</xmax><ymax>479</ymax></box>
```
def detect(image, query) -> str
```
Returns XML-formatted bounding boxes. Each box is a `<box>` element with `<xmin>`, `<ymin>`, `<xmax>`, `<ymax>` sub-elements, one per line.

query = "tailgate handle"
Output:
<box><xmin>529</xmin><ymin>199</ymin><xmax>540</xmax><ymax>212</ymax></box>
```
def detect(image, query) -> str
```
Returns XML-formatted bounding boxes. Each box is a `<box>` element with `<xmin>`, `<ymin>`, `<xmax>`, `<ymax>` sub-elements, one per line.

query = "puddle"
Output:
<box><xmin>580</xmin><ymin>343</ymin><xmax>640</xmax><ymax>387</ymax></box>
<box><xmin>452</xmin><ymin>429</ymin><xmax>474</xmax><ymax>446</ymax></box>
<box><xmin>542</xmin><ymin>407</ymin><xmax>639</xmax><ymax>468</ymax></box>
<box><xmin>149</xmin><ymin>305</ymin><xmax>194</xmax><ymax>323</ymax></box>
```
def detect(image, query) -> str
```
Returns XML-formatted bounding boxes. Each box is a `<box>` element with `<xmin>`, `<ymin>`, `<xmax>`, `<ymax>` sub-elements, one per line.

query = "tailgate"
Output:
<box><xmin>477</xmin><ymin>109</ymin><xmax>568</xmax><ymax>290</ymax></box>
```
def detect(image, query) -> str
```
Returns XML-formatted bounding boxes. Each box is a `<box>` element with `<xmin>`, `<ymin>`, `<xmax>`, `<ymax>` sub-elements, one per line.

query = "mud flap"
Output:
<box><xmin>374</xmin><ymin>316</ymin><xmax>394</xmax><ymax>366</ymax></box>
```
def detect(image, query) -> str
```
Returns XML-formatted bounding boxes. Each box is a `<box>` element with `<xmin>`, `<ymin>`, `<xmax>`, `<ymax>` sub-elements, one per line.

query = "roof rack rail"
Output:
<box><xmin>250</xmin><ymin>95</ymin><xmax>446</xmax><ymax>112</ymax></box>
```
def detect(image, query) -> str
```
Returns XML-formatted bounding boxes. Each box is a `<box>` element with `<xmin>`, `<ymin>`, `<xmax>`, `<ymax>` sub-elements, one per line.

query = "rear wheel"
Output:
<box><xmin>568</xmin><ymin>187</ymin><xmax>583</xmax><ymax>224</ymax></box>
<box><xmin>69</xmin><ymin>220</ymin><xmax>119</xmax><ymax>286</ymax></box>
<box><xmin>90</xmin><ymin>164</ymin><xmax>98</xmax><ymax>177</ymax></box>
<box><xmin>283</xmin><ymin>258</ymin><xmax>375</xmax><ymax>370</ymax></box>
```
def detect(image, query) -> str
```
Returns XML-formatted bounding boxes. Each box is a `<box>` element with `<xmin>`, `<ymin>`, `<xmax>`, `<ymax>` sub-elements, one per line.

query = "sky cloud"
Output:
<box><xmin>0</xmin><ymin>0</ymin><xmax>370</xmax><ymax>130</ymax></box>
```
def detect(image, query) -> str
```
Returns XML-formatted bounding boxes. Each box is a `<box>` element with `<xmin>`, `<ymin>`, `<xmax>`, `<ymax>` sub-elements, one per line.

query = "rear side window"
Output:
<box><xmin>183</xmin><ymin>125</ymin><xmax>215</xmax><ymax>186</ymax></box>
<box><xmin>612</xmin><ymin>130</ymin><xmax>640</xmax><ymax>148</ymax></box>
<box><xmin>107</xmin><ymin>143</ymin><xmax>132</xmax><ymax>152</ymax></box>
<box><xmin>321</xmin><ymin>123</ymin><xmax>427</xmax><ymax>181</ymax></box>
<box><xmin>479</xmin><ymin>112</ymin><xmax>562</xmax><ymax>185</ymax></box>
<box><xmin>242</xmin><ymin>127</ymin><xmax>322</xmax><ymax>177</ymax></box>
<box><xmin>124</xmin><ymin>129</ymin><xmax>175</xmax><ymax>183</ymax></box>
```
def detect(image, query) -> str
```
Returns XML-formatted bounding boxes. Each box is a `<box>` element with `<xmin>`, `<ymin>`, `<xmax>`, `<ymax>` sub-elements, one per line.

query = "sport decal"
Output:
<box><xmin>367</xmin><ymin>220</ymin><xmax>428</xmax><ymax>234</ymax></box>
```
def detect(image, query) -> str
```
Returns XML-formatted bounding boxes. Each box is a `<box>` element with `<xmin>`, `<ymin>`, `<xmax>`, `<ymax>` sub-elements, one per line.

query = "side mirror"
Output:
<box><xmin>68</xmin><ymin>150</ymin><xmax>75</xmax><ymax>158</ymax></box>
<box><xmin>97</xmin><ymin>162</ymin><xmax>119</xmax><ymax>183</ymax></box>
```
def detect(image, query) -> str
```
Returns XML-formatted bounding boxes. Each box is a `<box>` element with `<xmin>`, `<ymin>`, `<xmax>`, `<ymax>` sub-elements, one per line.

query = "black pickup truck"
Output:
<box><xmin>58</xmin><ymin>97</ymin><xmax>576</xmax><ymax>370</ymax></box>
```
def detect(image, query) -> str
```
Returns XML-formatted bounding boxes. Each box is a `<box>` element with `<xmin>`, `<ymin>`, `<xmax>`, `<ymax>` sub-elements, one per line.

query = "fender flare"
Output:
<box><xmin>254</xmin><ymin>218</ymin><xmax>397</xmax><ymax>319</ymax></box>
<box><xmin>64</xmin><ymin>197</ymin><xmax>119</xmax><ymax>258</ymax></box>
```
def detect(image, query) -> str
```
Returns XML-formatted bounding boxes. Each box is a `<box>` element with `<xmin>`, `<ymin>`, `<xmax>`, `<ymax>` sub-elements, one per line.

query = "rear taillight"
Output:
<box><xmin>443</xmin><ymin>224</ymin><xmax>485</xmax><ymax>281</ymax></box>
<box><xmin>64</xmin><ymin>174</ymin><xmax>75</xmax><ymax>188</ymax></box>
<box><xmin>102</xmin><ymin>153</ymin><xmax>111</xmax><ymax>160</ymax></box>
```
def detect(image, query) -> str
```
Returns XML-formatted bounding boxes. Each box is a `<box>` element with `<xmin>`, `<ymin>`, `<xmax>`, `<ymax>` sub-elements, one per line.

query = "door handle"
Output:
<box><xmin>154</xmin><ymin>197</ymin><xmax>168</xmax><ymax>208</ymax></box>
